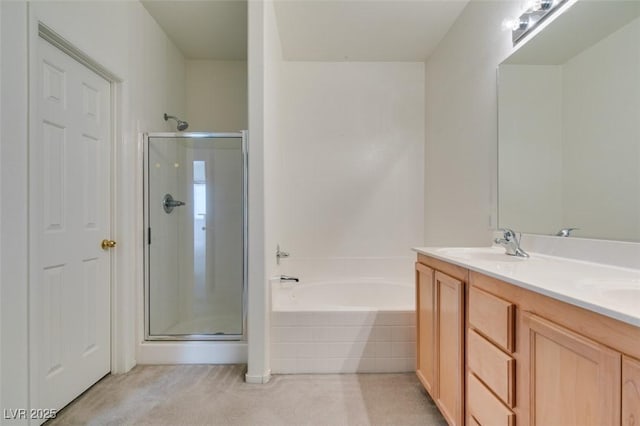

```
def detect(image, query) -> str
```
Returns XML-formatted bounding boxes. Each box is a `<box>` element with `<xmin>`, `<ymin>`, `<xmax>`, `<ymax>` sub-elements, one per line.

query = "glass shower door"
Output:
<box><xmin>145</xmin><ymin>133</ymin><xmax>246</xmax><ymax>340</ymax></box>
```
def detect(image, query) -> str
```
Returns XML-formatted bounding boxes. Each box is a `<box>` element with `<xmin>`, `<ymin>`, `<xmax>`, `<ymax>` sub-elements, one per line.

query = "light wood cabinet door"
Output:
<box><xmin>416</xmin><ymin>263</ymin><xmax>437</xmax><ymax>398</ymax></box>
<box><xmin>523</xmin><ymin>313</ymin><xmax>621</xmax><ymax>426</ymax></box>
<box><xmin>436</xmin><ymin>271</ymin><xmax>464</xmax><ymax>426</ymax></box>
<box><xmin>623</xmin><ymin>355</ymin><xmax>640</xmax><ymax>426</ymax></box>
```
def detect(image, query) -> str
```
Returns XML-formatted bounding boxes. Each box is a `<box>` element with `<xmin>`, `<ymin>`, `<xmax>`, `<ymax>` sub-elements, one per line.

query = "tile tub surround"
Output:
<box><xmin>271</xmin><ymin>311</ymin><xmax>416</xmax><ymax>374</ymax></box>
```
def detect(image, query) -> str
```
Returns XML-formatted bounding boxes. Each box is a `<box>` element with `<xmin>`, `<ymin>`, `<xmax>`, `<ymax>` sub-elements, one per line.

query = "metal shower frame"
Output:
<box><xmin>143</xmin><ymin>131</ymin><xmax>248</xmax><ymax>341</ymax></box>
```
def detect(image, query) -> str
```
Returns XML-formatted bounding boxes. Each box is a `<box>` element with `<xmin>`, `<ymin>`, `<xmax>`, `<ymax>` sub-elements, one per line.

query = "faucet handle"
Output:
<box><xmin>276</xmin><ymin>244</ymin><xmax>290</xmax><ymax>265</ymax></box>
<box><xmin>498</xmin><ymin>227</ymin><xmax>517</xmax><ymax>240</ymax></box>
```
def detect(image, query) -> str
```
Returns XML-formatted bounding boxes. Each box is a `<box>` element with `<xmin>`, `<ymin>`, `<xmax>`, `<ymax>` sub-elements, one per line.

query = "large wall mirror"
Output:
<box><xmin>498</xmin><ymin>0</ymin><xmax>640</xmax><ymax>242</ymax></box>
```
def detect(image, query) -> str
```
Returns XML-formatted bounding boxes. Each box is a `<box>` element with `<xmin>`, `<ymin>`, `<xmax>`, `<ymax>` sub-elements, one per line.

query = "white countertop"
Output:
<box><xmin>413</xmin><ymin>246</ymin><xmax>640</xmax><ymax>327</ymax></box>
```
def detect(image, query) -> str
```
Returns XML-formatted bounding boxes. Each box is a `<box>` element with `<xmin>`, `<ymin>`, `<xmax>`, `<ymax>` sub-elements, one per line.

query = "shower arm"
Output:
<box><xmin>163</xmin><ymin>113</ymin><xmax>189</xmax><ymax>131</ymax></box>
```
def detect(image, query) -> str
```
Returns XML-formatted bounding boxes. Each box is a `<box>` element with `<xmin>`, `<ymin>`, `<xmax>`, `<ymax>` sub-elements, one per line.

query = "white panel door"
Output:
<box><xmin>31</xmin><ymin>37</ymin><xmax>111</xmax><ymax>412</ymax></box>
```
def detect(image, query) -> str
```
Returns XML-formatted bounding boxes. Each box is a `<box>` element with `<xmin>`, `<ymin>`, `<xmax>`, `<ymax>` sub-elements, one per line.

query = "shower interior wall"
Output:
<box><xmin>171</xmin><ymin>59</ymin><xmax>248</xmax><ymax>334</ymax></box>
<box><xmin>259</xmin><ymin>0</ymin><xmax>426</xmax><ymax>378</ymax></box>
<box><xmin>148</xmin><ymin>140</ymin><xmax>181</xmax><ymax>334</ymax></box>
<box><xmin>149</xmin><ymin>136</ymin><xmax>245</xmax><ymax>337</ymax></box>
<box><xmin>263</xmin><ymin>58</ymin><xmax>426</xmax><ymax>284</ymax></box>
<box><xmin>248</xmin><ymin>0</ymin><xmax>429</xmax><ymax>380</ymax></box>
<box><xmin>142</xmin><ymin>14</ymin><xmax>248</xmax><ymax>338</ymax></box>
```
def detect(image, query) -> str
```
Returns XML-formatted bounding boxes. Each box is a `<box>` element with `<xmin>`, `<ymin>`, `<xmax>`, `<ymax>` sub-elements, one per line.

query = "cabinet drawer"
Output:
<box><xmin>468</xmin><ymin>373</ymin><xmax>515</xmax><ymax>426</ymax></box>
<box><xmin>469</xmin><ymin>286</ymin><xmax>515</xmax><ymax>352</ymax></box>
<box><xmin>468</xmin><ymin>329</ymin><xmax>515</xmax><ymax>407</ymax></box>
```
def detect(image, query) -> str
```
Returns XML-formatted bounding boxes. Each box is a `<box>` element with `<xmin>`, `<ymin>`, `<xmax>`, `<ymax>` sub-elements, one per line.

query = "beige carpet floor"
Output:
<box><xmin>48</xmin><ymin>365</ymin><xmax>447</xmax><ymax>426</ymax></box>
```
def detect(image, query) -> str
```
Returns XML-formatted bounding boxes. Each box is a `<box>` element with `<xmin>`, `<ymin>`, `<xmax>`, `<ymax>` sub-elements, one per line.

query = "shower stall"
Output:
<box><xmin>144</xmin><ymin>132</ymin><xmax>247</xmax><ymax>341</ymax></box>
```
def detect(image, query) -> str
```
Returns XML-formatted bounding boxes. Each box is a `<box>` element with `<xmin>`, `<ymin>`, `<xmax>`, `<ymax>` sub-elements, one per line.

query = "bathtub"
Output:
<box><xmin>271</xmin><ymin>280</ymin><xmax>416</xmax><ymax>374</ymax></box>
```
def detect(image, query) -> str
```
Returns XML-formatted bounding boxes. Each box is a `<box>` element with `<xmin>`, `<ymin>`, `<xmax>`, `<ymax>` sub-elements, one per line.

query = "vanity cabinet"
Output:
<box><xmin>472</xmin><ymin>270</ymin><xmax>640</xmax><ymax>426</ymax></box>
<box><xmin>415</xmin><ymin>253</ymin><xmax>640</xmax><ymax>426</ymax></box>
<box><xmin>415</xmin><ymin>256</ymin><xmax>466</xmax><ymax>426</ymax></box>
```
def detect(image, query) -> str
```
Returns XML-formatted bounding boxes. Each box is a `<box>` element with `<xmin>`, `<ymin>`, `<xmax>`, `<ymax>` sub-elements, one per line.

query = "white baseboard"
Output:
<box><xmin>245</xmin><ymin>370</ymin><xmax>271</xmax><ymax>384</ymax></box>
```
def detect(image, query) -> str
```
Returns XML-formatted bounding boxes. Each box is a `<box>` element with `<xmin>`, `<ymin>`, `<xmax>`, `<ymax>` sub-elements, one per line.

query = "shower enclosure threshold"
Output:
<box><xmin>138</xmin><ymin>340</ymin><xmax>248</xmax><ymax>364</ymax></box>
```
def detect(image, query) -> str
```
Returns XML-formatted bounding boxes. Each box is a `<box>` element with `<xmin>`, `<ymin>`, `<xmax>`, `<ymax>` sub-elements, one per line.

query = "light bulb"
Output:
<box><xmin>502</xmin><ymin>18</ymin><xmax>518</xmax><ymax>31</ymax></box>
<box><xmin>524</xmin><ymin>0</ymin><xmax>537</xmax><ymax>11</ymax></box>
<box><xmin>528</xmin><ymin>0</ymin><xmax>555</xmax><ymax>11</ymax></box>
<box><xmin>540</xmin><ymin>0</ymin><xmax>555</xmax><ymax>10</ymax></box>
<box><xmin>501</xmin><ymin>17</ymin><xmax>529</xmax><ymax>31</ymax></box>
<box><xmin>514</xmin><ymin>16</ymin><xmax>530</xmax><ymax>31</ymax></box>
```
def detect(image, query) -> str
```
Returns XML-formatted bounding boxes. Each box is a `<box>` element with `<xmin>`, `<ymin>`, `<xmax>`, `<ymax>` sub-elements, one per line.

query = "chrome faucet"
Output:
<box><xmin>279</xmin><ymin>275</ymin><xmax>299</xmax><ymax>283</ymax></box>
<box><xmin>556</xmin><ymin>227</ymin><xmax>579</xmax><ymax>237</ymax></box>
<box><xmin>276</xmin><ymin>244</ymin><xmax>290</xmax><ymax>265</ymax></box>
<box><xmin>494</xmin><ymin>228</ymin><xmax>529</xmax><ymax>258</ymax></box>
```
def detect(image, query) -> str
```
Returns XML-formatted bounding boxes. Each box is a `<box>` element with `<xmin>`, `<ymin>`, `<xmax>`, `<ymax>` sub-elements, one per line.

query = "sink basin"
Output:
<box><xmin>575</xmin><ymin>278</ymin><xmax>640</xmax><ymax>291</ymax></box>
<box><xmin>603</xmin><ymin>288</ymin><xmax>640</xmax><ymax>300</ymax></box>
<box><xmin>600</xmin><ymin>287</ymin><xmax>640</xmax><ymax>311</ymax></box>
<box><xmin>435</xmin><ymin>247</ymin><xmax>528</xmax><ymax>263</ymax></box>
<box><xmin>575</xmin><ymin>279</ymin><xmax>640</xmax><ymax>309</ymax></box>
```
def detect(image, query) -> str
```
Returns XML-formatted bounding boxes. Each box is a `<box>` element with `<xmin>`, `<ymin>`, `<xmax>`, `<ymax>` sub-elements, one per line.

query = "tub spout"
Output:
<box><xmin>280</xmin><ymin>275</ymin><xmax>299</xmax><ymax>283</ymax></box>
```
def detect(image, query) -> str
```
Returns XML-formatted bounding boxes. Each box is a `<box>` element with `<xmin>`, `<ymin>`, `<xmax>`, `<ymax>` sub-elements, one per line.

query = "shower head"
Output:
<box><xmin>164</xmin><ymin>113</ymin><xmax>189</xmax><ymax>131</ymax></box>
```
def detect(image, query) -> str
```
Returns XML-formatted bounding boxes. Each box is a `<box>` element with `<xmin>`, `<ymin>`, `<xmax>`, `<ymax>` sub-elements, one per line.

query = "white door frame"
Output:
<box><xmin>27</xmin><ymin>18</ymin><xmax>125</xmax><ymax>415</ymax></box>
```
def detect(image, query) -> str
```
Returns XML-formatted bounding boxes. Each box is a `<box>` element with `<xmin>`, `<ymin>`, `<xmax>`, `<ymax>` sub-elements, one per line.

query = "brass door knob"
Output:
<box><xmin>101</xmin><ymin>239</ymin><xmax>117</xmax><ymax>250</ymax></box>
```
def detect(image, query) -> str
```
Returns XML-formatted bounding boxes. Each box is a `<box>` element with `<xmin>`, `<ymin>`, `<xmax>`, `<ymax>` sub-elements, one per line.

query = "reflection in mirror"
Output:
<box><xmin>498</xmin><ymin>0</ymin><xmax>640</xmax><ymax>242</ymax></box>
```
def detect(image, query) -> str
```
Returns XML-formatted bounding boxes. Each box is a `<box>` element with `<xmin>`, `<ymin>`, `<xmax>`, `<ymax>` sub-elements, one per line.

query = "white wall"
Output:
<box><xmin>424</xmin><ymin>0</ymin><xmax>521</xmax><ymax>246</ymax></box>
<box><xmin>275</xmin><ymin>61</ymin><xmax>425</xmax><ymax>282</ymax></box>
<box><xmin>1</xmin><ymin>3</ymin><xmax>30</xmax><ymax>419</ymax></box>
<box><xmin>0</xmin><ymin>2</ymin><xmax>3</xmax><ymax>415</ymax></box>
<box><xmin>263</xmin><ymin>3</ymin><xmax>284</xmax><ymax>283</ymax></box>
<box><xmin>498</xmin><ymin>65</ymin><xmax>564</xmax><ymax>234</ymax></box>
<box><xmin>562</xmin><ymin>16</ymin><xmax>640</xmax><ymax>241</ymax></box>
<box><xmin>185</xmin><ymin>60</ymin><xmax>247</xmax><ymax>132</ymax></box>
<box><xmin>1</xmin><ymin>0</ymin><xmax>186</xmax><ymax>416</ymax></box>
<box><xmin>245</xmin><ymin>0</ymin><xmax>269</xmax><ymax>383</ymax></box>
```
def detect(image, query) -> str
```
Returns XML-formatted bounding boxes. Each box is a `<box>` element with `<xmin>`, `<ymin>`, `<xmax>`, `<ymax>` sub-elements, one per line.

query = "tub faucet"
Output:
<box><xmin>494</xmin><ymin>228</ymin><xmax>529</xmax><ymax>258</ymax></box>
<box><xmin>556</xmin><ymin>227</ymin><xmax>579</xmax><ymax>237</ymax></box>
<box><xmin>279</xmin><ymin>275</ymin><xmax>299</xmax><ymax>283</ymax></box>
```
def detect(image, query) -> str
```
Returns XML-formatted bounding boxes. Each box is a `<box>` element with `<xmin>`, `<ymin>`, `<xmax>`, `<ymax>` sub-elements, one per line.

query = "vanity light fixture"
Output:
<box><xmin>507</xmin><ymin>0</ymin><xmax>567</xmax><ymax>44</ymax></box>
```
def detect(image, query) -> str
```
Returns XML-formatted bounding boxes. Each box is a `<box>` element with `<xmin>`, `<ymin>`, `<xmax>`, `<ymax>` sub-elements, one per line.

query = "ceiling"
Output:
<box><xmin>274</xmin><ymin>1</ymin><xmax>469</xmax><ymax>61</ymax></box>
<box><xmin>142</xmin><ymin>0</ymin><xmax>469</xmax><ymax>62</ymax></box>
<box><xmin>141</xmin><ymin>0</ymin><xmax>248</xmax><ymax>60</ymax></box>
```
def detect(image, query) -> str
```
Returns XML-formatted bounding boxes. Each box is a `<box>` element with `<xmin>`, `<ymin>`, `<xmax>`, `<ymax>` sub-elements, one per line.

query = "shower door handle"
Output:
<box><xmin>162</xmin><ymin>193</ymin><xmax>186</xmax><ymax>214</ymax></box>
